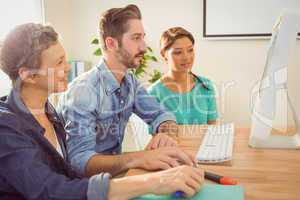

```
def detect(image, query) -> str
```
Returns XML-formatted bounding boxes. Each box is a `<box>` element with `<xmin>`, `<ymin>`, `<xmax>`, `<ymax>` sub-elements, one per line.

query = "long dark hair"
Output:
<box><xmin>190</xmin><ymin>72</ymin><xmax>210</xmax><ymax>91</ymax></box>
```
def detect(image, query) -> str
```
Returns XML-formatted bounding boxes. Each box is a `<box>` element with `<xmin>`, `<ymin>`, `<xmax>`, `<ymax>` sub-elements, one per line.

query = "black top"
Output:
<box><xmin>0</xmin><ymin>89</ymin><xmax>89</xmax><ymax>199</ymax></box>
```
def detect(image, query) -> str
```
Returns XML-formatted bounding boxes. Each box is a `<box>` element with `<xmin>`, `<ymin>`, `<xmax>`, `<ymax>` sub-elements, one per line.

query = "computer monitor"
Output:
<box><xmin>249</xmin><ymin>10</ymin><xmax>300</xmax><ymax>149</ymax></box>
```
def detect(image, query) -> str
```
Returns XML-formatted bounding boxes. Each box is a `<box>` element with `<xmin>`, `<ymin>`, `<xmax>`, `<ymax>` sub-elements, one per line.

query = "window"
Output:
<box><xmin>0</xmin><ymin>0</ymin><xmax>44</xmax><ymax>40</ymax></box>
<box><xmin>0</xmin><ymin>0</ymin><xmax>44</xmax><ymax>96</ymax></box>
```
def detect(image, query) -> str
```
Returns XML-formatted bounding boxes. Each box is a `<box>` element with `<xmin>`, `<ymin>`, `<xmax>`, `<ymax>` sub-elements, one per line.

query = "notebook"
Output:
<box><xmin>132</xmin><ymin>184</ymin><xmax>244</xmax><ymax>200</ymax></box>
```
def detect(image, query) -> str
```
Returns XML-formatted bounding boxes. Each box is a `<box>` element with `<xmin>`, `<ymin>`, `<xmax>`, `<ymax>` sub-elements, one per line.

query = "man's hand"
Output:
<box><xmin>147</xmin><ymin>120</ymin><xmax>179</xmax><ymax>149</ymax></box>
<box><xmin>131</xmin><ymin>147</ymin><xmax>197</xmax><ymax>171</ymax></box>
<box><xmin>146</xmin><ymin>133</ymin><xmax>178</xmax><ymax>150</ymax></box>
<box><xmin>157</xmin><ymin>120</ymin><xmax>178</xmax><ymax>135</ymax></box>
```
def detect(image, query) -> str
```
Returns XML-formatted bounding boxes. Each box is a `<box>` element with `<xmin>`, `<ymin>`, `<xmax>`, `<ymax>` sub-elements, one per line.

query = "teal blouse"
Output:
<box><xmin>148</xmin><ymin>76</ymin><xmax>218</xmax><ymax>125</ymax></box>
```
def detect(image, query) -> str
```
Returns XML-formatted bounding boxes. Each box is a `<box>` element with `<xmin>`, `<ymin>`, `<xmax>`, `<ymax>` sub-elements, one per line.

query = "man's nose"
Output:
<box><xmin>140</xmin><ymin>39</ymin><xmax>147</xmax><ymax>52</ymax></box>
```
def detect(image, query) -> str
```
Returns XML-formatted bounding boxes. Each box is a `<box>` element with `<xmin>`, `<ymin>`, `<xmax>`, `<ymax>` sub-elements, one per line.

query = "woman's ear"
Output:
<box><xmin>18</xmin><ymin>67</ymin><xmax>36</xmax><ymax>84</ymax></box>
<box><xmin>160</xmin><ymin>50</ymin><xmax>168</xmax><ymax>62</ymax></box>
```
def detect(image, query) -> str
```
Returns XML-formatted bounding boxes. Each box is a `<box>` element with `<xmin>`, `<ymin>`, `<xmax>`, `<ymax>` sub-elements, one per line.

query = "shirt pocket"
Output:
<box><xmin>95</xmin><ymin>116</ymin><xmax>120</xmax><ymax>154</ymax></box>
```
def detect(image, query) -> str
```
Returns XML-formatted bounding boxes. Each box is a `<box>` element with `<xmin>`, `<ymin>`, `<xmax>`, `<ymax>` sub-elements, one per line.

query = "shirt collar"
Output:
<box><xmin>96</xmin><ymin>57</ymin><xmax>131</xmax><ymax>95</ymax></box>
<box><xmin>6</xmin><ymin>88</ymin><xmax>60</xmax><ymax>133</ymax></box>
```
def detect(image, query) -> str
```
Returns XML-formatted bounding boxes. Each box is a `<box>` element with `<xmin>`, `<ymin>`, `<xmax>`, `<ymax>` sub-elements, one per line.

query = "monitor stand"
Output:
<box><xmin>250</xmin><ymin>89</ymin><xmax>300</xmax><ymax>149</ymax></box>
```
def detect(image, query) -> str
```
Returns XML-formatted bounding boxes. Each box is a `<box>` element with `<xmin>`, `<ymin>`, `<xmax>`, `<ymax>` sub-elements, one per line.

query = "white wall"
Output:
<box><xmin>0</xmin><ymin>0</ymin><xmax>44</xmax><ymax>97</ymax></box>
<box><xmin>43</xmin><ymin>0</ymin><xmax>75</xmax><ymax>61</ymax></box>
<box><xmin>0</xmin><ymin>40</ymin><xmax>11</xmax><ymax>96</ymax></box>
<box><xmin>44</xmin><ymin>0</ymin><xmax>300</xmax><ymax>127</ymax></box>
<box><xmin>0</xmin><ymin>68</ymin><xmax>11</xmax><ymax>96</ymax></box>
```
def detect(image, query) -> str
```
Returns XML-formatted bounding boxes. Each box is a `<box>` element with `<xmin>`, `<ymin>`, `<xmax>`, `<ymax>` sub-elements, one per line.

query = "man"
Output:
<box><xmin>57</xmin><ymin>4</ymin><xmax>194</xmax><ymax>177</ymax></box>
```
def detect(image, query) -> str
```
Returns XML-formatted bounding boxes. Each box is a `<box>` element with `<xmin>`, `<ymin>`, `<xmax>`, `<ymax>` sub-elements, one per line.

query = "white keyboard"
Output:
<box><xmin>196</xmin><ymin>123</ymin><xmax>235</xmax><ymax>163</ymax></box>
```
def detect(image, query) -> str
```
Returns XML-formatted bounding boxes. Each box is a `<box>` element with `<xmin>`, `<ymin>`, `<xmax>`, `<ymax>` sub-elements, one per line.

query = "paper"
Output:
<box><xmin>132</xmin><ymin>185</ymin><xmax>244</xmax><ymax>200</ymax></box>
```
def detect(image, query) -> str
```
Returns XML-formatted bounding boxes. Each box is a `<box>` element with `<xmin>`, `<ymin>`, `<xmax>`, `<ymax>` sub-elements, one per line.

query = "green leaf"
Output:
<box><xmin>93</xmin><ymin>48</ymin><xmax>102</xmax><ymax>56</ymax></box>
<box><xmin>143</xmin><ymin>54</ymin><xmax>152</xmax><ymax>60</ymax></box>
<box><xmin>149</xmin><ymin>70</ymin><xmax>162</xmax><ymax>83</ymax></box>
<box><xmin>91</xmin><ymin>38</ymin><xmax>99</xmax><ymax>45</ymax></box>
<box><xmin>147</xmin><ymin>46</ymin><xmax>153</xmax><ymax>52</ymax></box>
<box><xmin>150</xmin><ymin>56</ymin><xmax>158</xmax><ymax>62</ymax></box>
<box><xmin>134</xmin><ymin>66</ymin><xmax>146</xmax><ymax>78</ymax></box>
<box><xmin>136</xmin><ymin>64</ymin><xmax>146</xmax><ymax>72</ymax></box>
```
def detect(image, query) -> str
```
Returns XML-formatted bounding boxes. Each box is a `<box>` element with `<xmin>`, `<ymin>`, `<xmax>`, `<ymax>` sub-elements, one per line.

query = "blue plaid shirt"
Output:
<box><xmin>57</xmin><ymin>58</ymin><xmax>176</xmax><ymax>174</ymax></box>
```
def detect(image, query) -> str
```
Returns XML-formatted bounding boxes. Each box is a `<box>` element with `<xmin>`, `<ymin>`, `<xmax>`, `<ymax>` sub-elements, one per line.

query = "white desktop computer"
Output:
<box><xmin>249</xmin><ymin>10</ymin><xmax>300</xmax><ymax>149</ymax></box>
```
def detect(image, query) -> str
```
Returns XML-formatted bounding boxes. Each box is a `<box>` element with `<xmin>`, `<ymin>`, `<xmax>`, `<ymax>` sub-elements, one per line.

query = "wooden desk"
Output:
<box><xmin>126</xmin><ymin>126</ymin><xmax>300</xmax><ymax>200</ymax></box>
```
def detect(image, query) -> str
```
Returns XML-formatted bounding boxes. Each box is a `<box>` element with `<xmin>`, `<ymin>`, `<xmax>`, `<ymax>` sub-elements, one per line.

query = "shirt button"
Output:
<box><xmin>116</xmin><ymin>89</ymin><xmax>121</xmax><ymax>96</ymax></box>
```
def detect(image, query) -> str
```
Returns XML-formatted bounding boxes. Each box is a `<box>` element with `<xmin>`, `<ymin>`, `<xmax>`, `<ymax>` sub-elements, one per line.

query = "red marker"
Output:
<box><xmin>172</xmin><ymin>171</ymin><xmax>238</xmax><ymax>198</ymax></box>
<box><xmin>205</xmin><ymin>171</ymin><xmax>238</xmax><ymax>185</ymax></box>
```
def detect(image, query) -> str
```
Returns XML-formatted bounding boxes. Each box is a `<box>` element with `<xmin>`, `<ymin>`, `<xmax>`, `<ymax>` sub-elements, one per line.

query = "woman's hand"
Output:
<box><xmin>149</xmin><ymin>165</ymin><xmax>204</xmax><ymax>197</ymax></box>
<box><xmin>108</xmin><ymin>165</ymin><xmax>204</xmax><ymax>200</ymax></box>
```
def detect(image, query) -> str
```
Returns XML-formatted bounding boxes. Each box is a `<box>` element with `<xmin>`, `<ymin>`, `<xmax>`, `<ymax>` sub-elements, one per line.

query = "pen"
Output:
<box><xmin>172</xmin><ymin>191</ymin><xmax>185</xmax><ymax>198</ymax></box>
<box><xmin>172</xmin><ymin>171</ymin><xmax>237</xmax><ymax>198</ymax></box>
<box><xmin>204</xmin><ymin>171</ymin><xmax>237</xmax><ymax>185</ymax></box>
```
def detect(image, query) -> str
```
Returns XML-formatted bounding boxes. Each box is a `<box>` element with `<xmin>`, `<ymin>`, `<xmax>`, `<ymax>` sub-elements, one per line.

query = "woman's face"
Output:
<box><xmin>33</xmin><ymin>41</ymin><xmax>71</xmax><ymax>94</ymax></box>
<box><xmin>163</xmin><ymin>37</ymin><xmax>195</xmax><ymax>73</ymax></box>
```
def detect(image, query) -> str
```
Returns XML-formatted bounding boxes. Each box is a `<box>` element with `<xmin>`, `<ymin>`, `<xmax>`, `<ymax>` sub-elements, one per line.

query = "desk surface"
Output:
<box><xmin>126</xmin><ymin>126</ymin><xmax>300</xmax><ymax>200</ymax></box>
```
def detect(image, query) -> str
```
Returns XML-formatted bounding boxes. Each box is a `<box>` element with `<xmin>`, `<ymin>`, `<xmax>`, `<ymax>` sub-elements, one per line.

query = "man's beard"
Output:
<box><xmin>116</xmin><ymin>47</ymin><xmax>145</xmax><ymax>69</ymax></box>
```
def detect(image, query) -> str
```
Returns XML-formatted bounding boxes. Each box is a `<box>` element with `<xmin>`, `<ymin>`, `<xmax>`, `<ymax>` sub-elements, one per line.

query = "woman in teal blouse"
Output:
<box><xmin>148</xmin><ymin>27</ymin><xmax>218</xmax><ymax>125</ymax></box>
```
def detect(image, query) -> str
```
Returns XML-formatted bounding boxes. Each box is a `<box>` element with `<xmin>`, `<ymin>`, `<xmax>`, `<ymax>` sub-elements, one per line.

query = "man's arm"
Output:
<box><xmin>57</xmin><ymin>82</ymin><xmax>101</xmax><ymax>175</ymax></box>
<box><xmin>85</xmin><ymin>146</ymin><xmax>195</xmax><ymax>177</ymax></box>
<box><xmin>85</xmin><ymin>150</ymin><xmax>145</xmax><ymax>177</ymax></box>
<box><xmin>57</xmin><ymin>83</ymin><xmax>147</xmax><ymax>177</ymax></box>
<box><xmin>132</xmin><ymin>79</ymin><xmax>177</xmax><ymax>133</ymax></box>
<box><xmin>131</xmin><ymin>79</ymin><xmax>181</xmax><ymax>149</ymax></box>
<box><xmin>145</xmin><ymin>120</ymin><xmax>179</xmax><ymax>150</ymax></box>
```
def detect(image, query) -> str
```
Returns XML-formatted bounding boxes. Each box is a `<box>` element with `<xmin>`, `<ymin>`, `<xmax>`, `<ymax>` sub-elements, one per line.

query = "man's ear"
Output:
<box><xmin>105</xmin><ymin>37</ymin><xmax>119</xmax><ymax>50</ymax></box>
<box><xmin>18</xmin><ymin>67</ymin><xmax>36</xmax><ymax>84</ymax></box>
